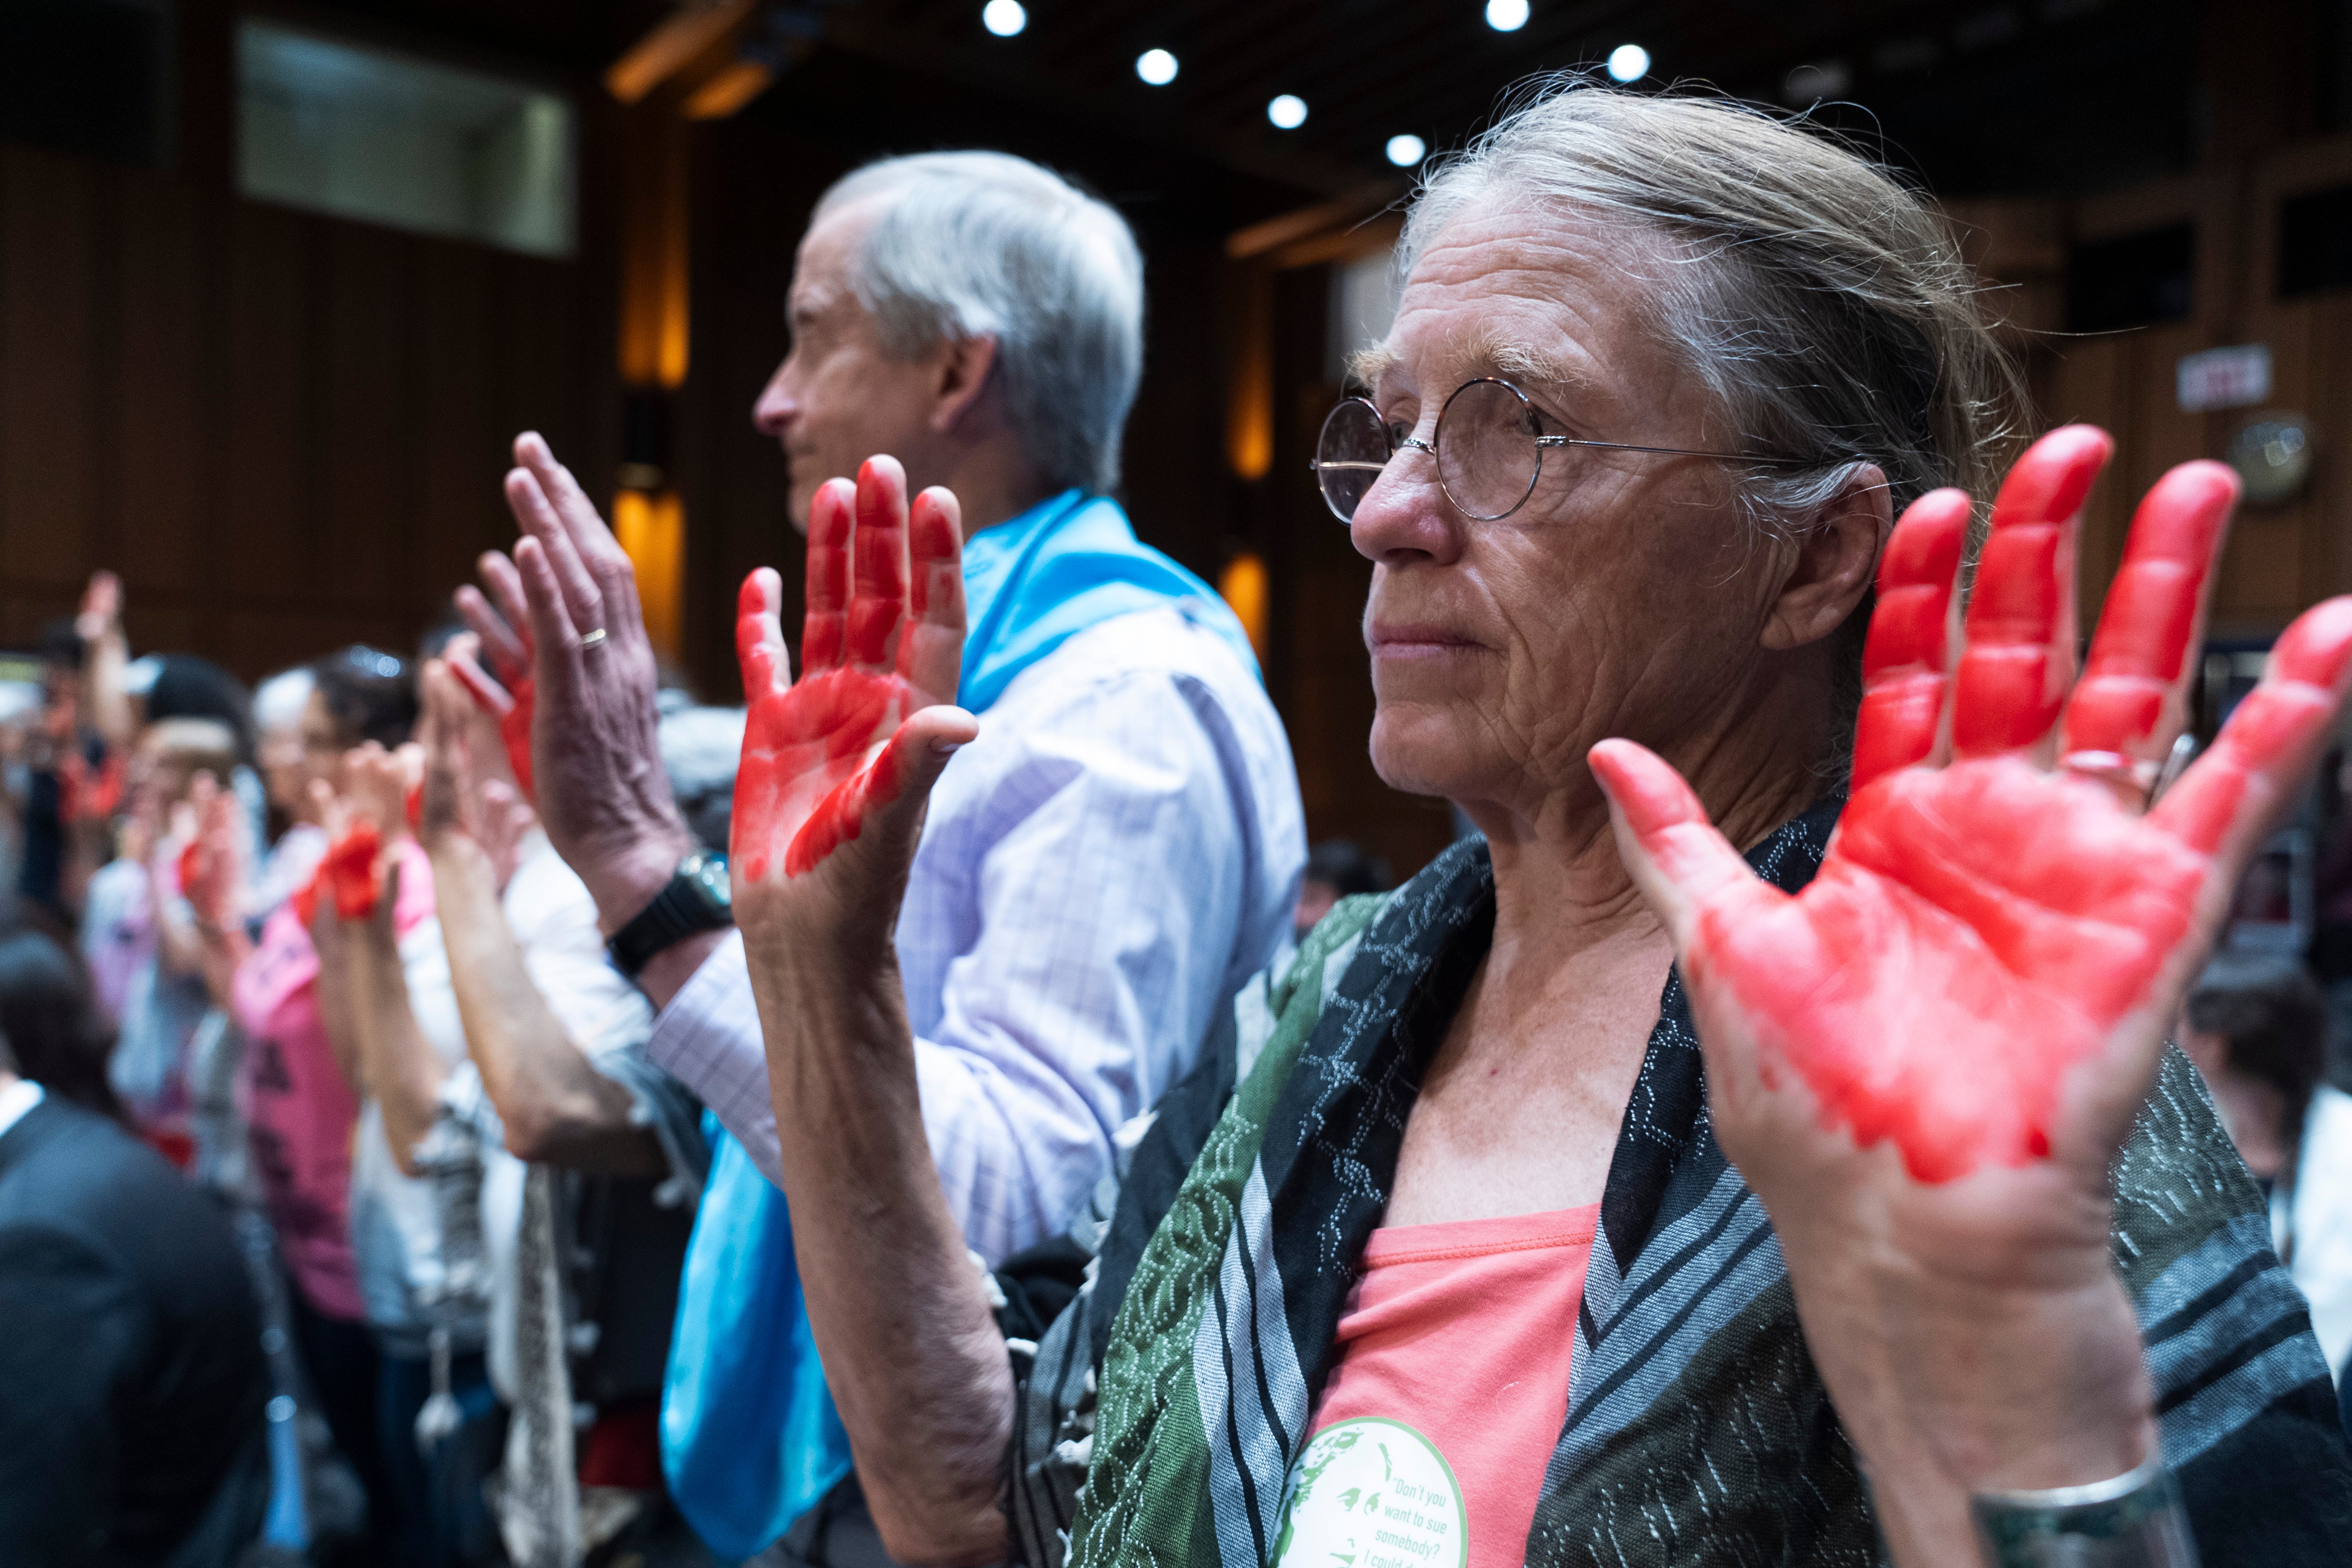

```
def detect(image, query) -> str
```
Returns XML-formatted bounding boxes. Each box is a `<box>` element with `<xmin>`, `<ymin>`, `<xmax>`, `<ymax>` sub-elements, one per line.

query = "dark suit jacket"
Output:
<box><xmin>0</xmin><ymin>1094</ymin><xmax>269</xmax><ymax>1566</ymax></box>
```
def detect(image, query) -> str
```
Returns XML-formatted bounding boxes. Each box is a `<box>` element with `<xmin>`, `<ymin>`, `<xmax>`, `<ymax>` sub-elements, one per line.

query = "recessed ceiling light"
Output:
<box><xmin>1136</xmin><ymin>48</ymin><xmax>1178</xmax><ymax>86</ymax></box>
<box><xmin>981</xmin><ymin>0</ymin><xmax>1026</xmax><ymax>37</ymax></box>
<box><xmin>1267</xmin><ymin>94</ymin><xmax>1307</xmax><ymax>130</ymax></box>
<box><xmin>1386</xmin><ymin>133</ymin><xmax>1426</xmax><ymax>167</ymax></box>
<box><xmin>1606</xmin><ymin>43</ymin><xmax>1650</xmax><ymax>82</ymax></box>
<box><xmin>1485</xmin><ymin>0</ymin><xmax>1530</xmax><ymax>31</ymax></box>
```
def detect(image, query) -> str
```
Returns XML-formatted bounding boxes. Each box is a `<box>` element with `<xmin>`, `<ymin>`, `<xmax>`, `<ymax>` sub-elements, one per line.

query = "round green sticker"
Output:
<box><xmin>1271</xmin><ymin>1417</ymin><xmax>1468</xmax><ymax>1568</ymax></box>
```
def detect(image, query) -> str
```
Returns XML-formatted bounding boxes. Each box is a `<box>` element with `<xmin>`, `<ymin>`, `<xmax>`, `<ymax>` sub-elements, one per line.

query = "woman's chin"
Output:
<box><xmin>1368</xmin><ymin>706</ymin><xmax>1498</xmax><ymax>800</ymax></box>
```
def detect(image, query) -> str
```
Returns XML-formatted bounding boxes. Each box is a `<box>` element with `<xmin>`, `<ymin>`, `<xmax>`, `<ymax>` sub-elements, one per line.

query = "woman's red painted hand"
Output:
<box><xmin>730</xmin><ymin>457</ymin><xmax>974</xmax><ymax>950</ymax></box>
<box><xmin>1593</xmin><ymin>425</ymin><xmax>2352</xmax><ymax>1520</ymax></box>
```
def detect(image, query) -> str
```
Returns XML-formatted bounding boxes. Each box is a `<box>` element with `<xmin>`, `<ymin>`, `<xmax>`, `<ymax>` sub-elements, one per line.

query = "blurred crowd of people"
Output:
<box><xmin>0</xmin><ymin>570</ymin><xmax>745</xmax><ymax>1566</ymax></box>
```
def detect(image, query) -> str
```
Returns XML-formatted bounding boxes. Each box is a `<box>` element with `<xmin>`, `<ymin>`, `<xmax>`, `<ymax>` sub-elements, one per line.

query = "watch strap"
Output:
<box><xmin>608</xmin><ymin>859</ymin><xmax>733</xmax><ymax>978</ymax></box>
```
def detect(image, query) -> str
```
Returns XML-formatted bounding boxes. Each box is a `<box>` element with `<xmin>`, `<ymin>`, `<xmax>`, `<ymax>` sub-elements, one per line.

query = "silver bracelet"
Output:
<box><xmin>1970</xmin><ymin>1450</ymin><xmax>2199</xmax><ymax>1567</ymax></box>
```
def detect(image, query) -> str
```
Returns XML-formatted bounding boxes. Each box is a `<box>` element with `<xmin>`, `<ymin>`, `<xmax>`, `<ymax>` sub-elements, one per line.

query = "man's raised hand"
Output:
<box><xmin>484</xmin><ymin>431</ymin><xmax>690</xmax><ymax>931</ymax></box>
<box><xmin>730</xmin><ymin>458</ymin><xmax>973</xmax><ymax>944</ymax></box>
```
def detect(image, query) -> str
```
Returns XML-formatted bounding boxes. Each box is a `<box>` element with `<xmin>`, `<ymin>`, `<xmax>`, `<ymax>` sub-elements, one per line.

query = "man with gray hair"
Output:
<box><xmin>458</xmin><ymin>149</ymin><xmax>1304</xmax><ymax>1563</ymax></box>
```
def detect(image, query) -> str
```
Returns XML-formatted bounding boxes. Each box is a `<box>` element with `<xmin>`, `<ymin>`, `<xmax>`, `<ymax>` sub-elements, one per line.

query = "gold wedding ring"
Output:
<box><xmin>579</xmin><ymin>627</ymin><xmax>608</xmax><ymax>651</ymax></box>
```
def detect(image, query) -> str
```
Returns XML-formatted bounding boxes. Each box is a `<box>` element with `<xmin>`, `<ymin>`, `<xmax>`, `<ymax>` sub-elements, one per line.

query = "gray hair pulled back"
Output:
<box><xmin>1401</xmin><ymin>79</ymin><xmax>2028</xmax><ymax>540</ymax></box>
<box><xmin>814</xmin><ymin>151</ymin><xmax>1144</xmax><ymax>497</ymax></box>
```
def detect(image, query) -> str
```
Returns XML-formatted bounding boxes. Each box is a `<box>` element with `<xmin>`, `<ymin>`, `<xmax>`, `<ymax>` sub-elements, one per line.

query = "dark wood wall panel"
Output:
<box><xmin>115</xmin><ymin>172</ymin><xmax>211</xmax><ymax>596</ymax></box>
<box><xmin>0</xmin><ymin>129</ymin><xmax>615</xmax><ymax>681</ymax></box>
<box><xmin>0</xmin><ymin>146</ymin><xmax>100</xmax><ymax>593</ymax></box>
<box><xmin>223</xmin><ymin>202</ymin><xmax>313</xmax><ymax>608</ymax></box>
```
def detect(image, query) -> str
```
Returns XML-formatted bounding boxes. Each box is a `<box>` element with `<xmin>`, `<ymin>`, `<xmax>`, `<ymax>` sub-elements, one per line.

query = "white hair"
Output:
<box><xmin>1399</xmin><ymin>77</ymin><xmax>2027</xmax><ymax>542</ymax></box>
<box><xmin>253</xmin><ymin>668</ymin><xmax>314</xmax><ymax>734</ymax></box>
<box><xmin>814</xmin><ymin>151</ymin><xmax>1145</xmax><ymax>496</ymax></box>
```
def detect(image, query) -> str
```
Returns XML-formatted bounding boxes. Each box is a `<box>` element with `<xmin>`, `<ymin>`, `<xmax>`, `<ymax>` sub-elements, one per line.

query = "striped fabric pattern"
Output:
<box><xmin>1008</xmin><ymin>805</ymin><xmax>2352</xmax><ymax>1568</ymax></box>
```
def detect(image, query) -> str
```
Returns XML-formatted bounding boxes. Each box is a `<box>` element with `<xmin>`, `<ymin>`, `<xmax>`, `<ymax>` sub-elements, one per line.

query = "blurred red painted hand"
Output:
<box><xmin>178</xmin><ymin>771</ymin><xmax>245</xmax><ymax>929</ymax></box>
<box><xmin>1596</xmin><ymin>426</ymin><xmax>2352</xmax><ymax>1185</ymax></box>
<box><xmin>447</xmin><ymin>631</ymin><xmax>535</xmax><ymax>802</ymax></box>
<box><xmin>731</xmin><ymin>457</ymin><xmax>973</xmax><ymax>907</ymax></box>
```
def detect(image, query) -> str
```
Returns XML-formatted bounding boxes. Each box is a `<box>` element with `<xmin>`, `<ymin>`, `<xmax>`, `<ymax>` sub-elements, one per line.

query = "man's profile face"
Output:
<box><xmin>753</xmin><ymin>201</ymin><xmax>944</xmax><ymax>534</ymax></box>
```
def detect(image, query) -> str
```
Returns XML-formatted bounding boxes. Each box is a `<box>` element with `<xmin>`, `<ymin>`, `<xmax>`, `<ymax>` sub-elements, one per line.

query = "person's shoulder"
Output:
<box><xmin>1011</xmin><ymin>605</ymin><xmax>1264</xmax><ymax>710</ymax></box>
<box><xmin>0</xmin><ymin>1098</ymin><xmax>180</xmax><ymax>1237</ymax></box>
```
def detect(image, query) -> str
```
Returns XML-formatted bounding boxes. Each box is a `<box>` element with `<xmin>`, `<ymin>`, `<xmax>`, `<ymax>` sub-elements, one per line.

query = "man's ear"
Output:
<box><xmin>1760</xmin><ymin>463</ymin><xmax>1893</xmax><ymax>652</ymax></box>
<box><xmin>927</xmin><ymin>334</ymin><xmax>1003</xmax><ymax>437</ymax></box>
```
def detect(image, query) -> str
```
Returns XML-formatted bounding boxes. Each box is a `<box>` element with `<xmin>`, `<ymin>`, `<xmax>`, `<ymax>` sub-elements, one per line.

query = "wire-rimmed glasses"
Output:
<box><xmin>1309</xmin><ymin>375</ymin><xmax>1800</xmax><ymax>524</ymax></box>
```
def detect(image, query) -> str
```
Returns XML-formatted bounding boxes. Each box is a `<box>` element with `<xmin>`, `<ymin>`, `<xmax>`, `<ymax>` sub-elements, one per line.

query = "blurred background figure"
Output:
<box><xmin>0</xmin><ymin>920</ymin><xmax>272</xmax><ymax>1566</ymax></box>
<box><xmin>2180</xmin><ymin>955</ymin><xmax>2352</xmax><ymax>1391</ymax></box>
<box><xmin>1294</xmin><ymin>837</ymin><xmax>1393</xmax><ymax>940</ymax></box>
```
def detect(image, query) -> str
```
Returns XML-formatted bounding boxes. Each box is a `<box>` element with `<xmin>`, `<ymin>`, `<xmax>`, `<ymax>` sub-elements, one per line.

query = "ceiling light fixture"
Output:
<box><xmin>1136</xmin><ymin>48</ymin><xmax>1178</xmax><ymax>85</ymax></box>
<box><xmin>1605</xmin><ymin>43</ymin><xmax>1650</xmax><ymax>82</ymax></box>
<box><xmin>1485</xmin><ymin>0</ymin><xmax>1530</xmax><ymax>31</ymax></box>
<box><xmin>1386</xmin><ymin>133</ymin><xmax>1427</xmax><ymax>167</ymax></box>
<box><xmin>1267</xmin><ymin>94</ymin><xmax>1307</xmax><ymax>129</ymax></box>
<box><xmin>981</xmin><ymin>0</ymin><xmax>1026</xmax><ymax>37</ymax></box>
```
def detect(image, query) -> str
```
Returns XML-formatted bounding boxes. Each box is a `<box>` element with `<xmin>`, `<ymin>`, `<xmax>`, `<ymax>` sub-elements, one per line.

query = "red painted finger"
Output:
<box><xmin>476</xmin><ymin>553</ymin><xmax>537</xmax><ymax>668</ymax></box>
<box><xmin>447</xmin><ymin>645</ymin><xmax>514</xmax><ymax>718</ymax></box>
<box><xmin>2059</xmin><ymin>461</ymin><xmax>2237</xmax><ymax>769</ymax></box>
<box><xmin>847</xmin><ymin>457</ymin><xmax>911</xmax><ymax>672</ymax></box>
<box><xmin>1589</xmin><ymin>738</ymin><xmax>1766</xmax><ymax>940</ymax></box>
<box><xmin>457</xmin><ymin>581</ymin><xmax>529</xmax><ymax>686</ymax></box>
<box><xmin>1951</xmin><ymin>425</ymin><xmax>2112</xmax><ymax>757</ymax></box>
<box><xmin>738</xmin><ymin>569</ymin><xmax>792</xmax><ymax>700</ymax></box>
<box><xmin>2150</xmin><ymin>596</ymin><xmax>2352</xmax><ymax>855</ymax></box>
<box><xmin>902</xmin><ymin>487</ymin><xmax>968</xmax><ymax>696</ymax></box>
<box><xmin>802</xmin><ymin>478</ymin><xmax>855</xmax><ymax>673</ymax></box>
<box><xmin>1850</xmin><ymin>488</ymin><xmax>1971</xmax><ymax>792</ymax></box>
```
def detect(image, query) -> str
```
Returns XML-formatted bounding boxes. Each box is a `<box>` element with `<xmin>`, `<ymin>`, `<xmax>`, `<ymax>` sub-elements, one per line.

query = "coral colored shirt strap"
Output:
<box><xmin>1280</xmin><ymin>1204</ymin><xmax>1600</xmax><ymax>1568</ymax></box>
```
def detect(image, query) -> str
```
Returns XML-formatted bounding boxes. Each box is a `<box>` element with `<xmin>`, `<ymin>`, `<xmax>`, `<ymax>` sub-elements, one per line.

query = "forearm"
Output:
<box><xmin>86</xmin><ymin>630</ymin><xmax>130</xmax><ymax>752</ymax></box>
<box><xmin>754</xmin><ymin>937</ymin><xmax>1013</xmax><ymax>1567</ymax></box>
<box><xmin>429</xmin><ymin>836</ymin><xmax>656</xmax><ymax>1172</ymax></box>
<box><xmin>196</xmin><ymin>924</ymin><xmax>252</xmax><ymax>1013</ymax></box>
<box><xmin>348</xmin><ymin>921</ymin><xmax>448</xmax><ymax>1173</ymax></box>
<box><xmin>1786</xmin><ymin>1232</ymin><xmax>2156</xmax><ymax>1566</ymax></box>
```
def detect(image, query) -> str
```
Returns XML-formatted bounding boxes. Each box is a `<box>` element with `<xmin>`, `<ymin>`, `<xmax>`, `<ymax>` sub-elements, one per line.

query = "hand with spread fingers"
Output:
<box><xmin>1591</xmin><ymin>425</ymin><xmax>2352</xmax><ymax>1550</ymax></box>
<box><xmin>730</xmin><ymin>456</ymin><xmax>973</xmax><ymax>958</ymax></box>
<box><xmin>418</xmin><ymin>655</ymin><xmax>537</xmax><ymax>892</ymax></box>
<box><xmin>480</xmin><ymin>431</ymin><xmax>692</xmax><ymax>944</ymax></box>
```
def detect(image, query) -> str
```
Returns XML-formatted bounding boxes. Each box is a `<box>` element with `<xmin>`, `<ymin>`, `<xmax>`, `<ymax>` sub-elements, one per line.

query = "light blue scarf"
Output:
<box><xmin>662</xmin><ymin>491</ymin><xmax>1255</xmax><ymax>1558</ymax></box>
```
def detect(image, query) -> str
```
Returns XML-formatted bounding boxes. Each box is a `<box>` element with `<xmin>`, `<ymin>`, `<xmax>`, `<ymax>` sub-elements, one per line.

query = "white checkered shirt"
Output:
<box><xmin>645</xmin><ymin>607</ymin><xmax>1307</xmax><ymax>1265</ymax></box>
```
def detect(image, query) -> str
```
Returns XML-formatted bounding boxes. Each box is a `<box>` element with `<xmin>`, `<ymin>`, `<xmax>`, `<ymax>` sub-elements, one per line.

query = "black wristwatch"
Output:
<box><xmin>608</xmin><ymin>850</ymin><xmax>733</xmax><ymax>979</ymax></box>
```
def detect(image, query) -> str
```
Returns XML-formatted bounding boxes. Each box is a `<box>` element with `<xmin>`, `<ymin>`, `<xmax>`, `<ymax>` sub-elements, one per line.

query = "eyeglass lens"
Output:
<box><xmin>1313</xmin><ymin>378</ymin><xmax>1547</xmax><ymax>523</ymax></box>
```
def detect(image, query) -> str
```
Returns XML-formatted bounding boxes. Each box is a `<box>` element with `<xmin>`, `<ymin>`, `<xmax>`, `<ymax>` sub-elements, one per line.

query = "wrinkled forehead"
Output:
<box><xmin>1362</xmin><ymin>200</ymin><xmax>1686</xmax><ymax>416</ymax></box>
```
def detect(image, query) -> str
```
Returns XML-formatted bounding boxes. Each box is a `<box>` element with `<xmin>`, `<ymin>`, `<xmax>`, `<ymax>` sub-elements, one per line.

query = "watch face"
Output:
<box><xmin>689</xmin><ymin>853</ymin><xmax>732</xmax><ymax>909</ymax></box>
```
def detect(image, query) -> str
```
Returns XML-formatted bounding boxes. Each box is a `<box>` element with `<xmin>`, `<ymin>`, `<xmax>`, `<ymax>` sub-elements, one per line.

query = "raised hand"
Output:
<box><xmin>179</xmin><ymin>771</ymin><xmax>246</xmax><ymax>930</ymax></box>
<box><xmin>74</xmin><ymin>570</ymin><xmax>121</xmax><ymax>646</ymax></box>
<box><xmin>486</xmin><ymin>432</ymin><xmax>690</xmax><ymax>932</ymax></box>
<box><xmin>1592</xmin><ymin>425</ymin><xmax>2352</xmax><ymax>1515</ymax></box>
<box><xmin>731</xmin><ymin>457</ymin><xmax>973</xmax><ymax>924</ymax></box>
<box><xmin>418</xmin><ymin>657</ymin><xmax>537</xmax><ymax>892</ymax></box>
<box><xmin>449</xmin><ymin>600</ymin><xmax>536</xmax><ymax>800</ymax></box>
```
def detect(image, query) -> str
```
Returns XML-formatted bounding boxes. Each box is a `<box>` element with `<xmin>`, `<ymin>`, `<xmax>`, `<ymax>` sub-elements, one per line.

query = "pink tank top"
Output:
<box><xmin>231</xmin><ymin>843</ymin><xmax>437</xmax><ymax>1324</ymax></box>
<box><xmin>1290</xmin><ymin>1204</ymin><xmax>1599</xmax><ymax>1568</ymax></box>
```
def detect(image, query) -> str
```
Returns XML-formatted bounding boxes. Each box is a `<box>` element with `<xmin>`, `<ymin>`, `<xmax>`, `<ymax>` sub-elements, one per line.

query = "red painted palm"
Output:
<box><xmin>1595</xmin><ymin>425</ymin><xmax>2352</xmax><ymax>1184</ymax></box>
<box><xmin>731</xmin><ymin>458</ymin><xmax>969</xmax><ymax>884</ymax></box>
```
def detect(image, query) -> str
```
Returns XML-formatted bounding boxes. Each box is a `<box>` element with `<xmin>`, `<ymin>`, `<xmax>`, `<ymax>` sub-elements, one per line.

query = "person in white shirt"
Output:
<box><xmin>456</xmin><ymin>150</ymin><xmax>1306</xmax><ymax>1561</ymax></box>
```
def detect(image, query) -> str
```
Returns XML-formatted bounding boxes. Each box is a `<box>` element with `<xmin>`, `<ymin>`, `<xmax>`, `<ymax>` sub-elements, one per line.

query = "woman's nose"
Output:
<box><xmin>1348</xmin><ymin>443</ymin><xmax>1461</xmax><ymax>565</ymax></box>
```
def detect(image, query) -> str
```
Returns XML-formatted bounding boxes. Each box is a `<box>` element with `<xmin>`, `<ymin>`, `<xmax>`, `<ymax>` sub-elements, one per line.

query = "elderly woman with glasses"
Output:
<box><xmin>721</xmin><ymin>85</ymin><xmax>2352</xmax><ymax>1568</ymax></box>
